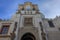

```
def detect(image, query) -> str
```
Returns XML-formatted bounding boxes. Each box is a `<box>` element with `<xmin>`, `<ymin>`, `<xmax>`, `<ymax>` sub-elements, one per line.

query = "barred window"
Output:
<box><xmin>0</xmin><ymin>25</ymin><xmax>10</xmax><ymax>34</ymax></box>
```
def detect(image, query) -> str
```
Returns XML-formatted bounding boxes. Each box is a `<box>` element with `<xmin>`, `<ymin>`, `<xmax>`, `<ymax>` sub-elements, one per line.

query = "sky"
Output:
<box><xmin>0</xmin><ymin>0</ymin><xmax>60</xmax><ymax>19</ymax></box>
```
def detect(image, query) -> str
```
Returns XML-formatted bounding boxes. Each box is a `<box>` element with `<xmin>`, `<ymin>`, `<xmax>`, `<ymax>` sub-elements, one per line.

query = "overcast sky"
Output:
<box><xmin>0</xmin><ymin>0</ymin><xmax>60</xmax><ymax>19</ymax></box>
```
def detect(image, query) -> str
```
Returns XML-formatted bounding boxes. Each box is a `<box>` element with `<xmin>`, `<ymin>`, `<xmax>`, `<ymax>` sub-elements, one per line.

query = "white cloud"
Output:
<box><xmin>40</xmin><ymin>0</ymin><xmax>60</xmax><ymax>18</ymax></box>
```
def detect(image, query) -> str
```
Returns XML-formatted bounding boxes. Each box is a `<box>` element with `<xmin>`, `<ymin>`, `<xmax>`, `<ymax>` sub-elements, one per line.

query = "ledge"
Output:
<box><xmin>0</xmin><ymin>34</ymin><xmax>10</xmax><ymax>38</ymax></box>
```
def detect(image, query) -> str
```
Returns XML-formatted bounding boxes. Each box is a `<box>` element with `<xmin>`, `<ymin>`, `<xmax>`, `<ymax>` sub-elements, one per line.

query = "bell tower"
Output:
<box><xmin>15</xmin><ymin>2</ymin><xmax>45</xmax><ymax>40</ymax></box>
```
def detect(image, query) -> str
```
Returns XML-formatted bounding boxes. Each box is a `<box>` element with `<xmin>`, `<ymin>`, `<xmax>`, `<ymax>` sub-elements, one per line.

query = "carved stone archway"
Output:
<box><xmin>21</xmin><ymin>33</ymin><xmax>36</xmax><ymax>40</ymax></box>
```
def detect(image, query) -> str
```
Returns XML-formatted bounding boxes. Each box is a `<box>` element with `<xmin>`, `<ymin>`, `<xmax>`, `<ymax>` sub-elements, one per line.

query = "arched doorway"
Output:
<box><xmin>21</xmin><ymin>33</ymin><xmax>36</xmax><ymax>40</ymax></box>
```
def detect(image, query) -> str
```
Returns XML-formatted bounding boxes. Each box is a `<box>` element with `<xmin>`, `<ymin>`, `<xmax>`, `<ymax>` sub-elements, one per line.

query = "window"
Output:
<box><xmin>58</xmin><ymin>28</ymin><xmax>60</xmax><ymax>31</ymax></box>
<box><xmin>24</xmin><ymin>18</ymin><xmax>33</xmax><ymax>26</ymax></box>
<box><xmin>0</xmin><ymin>25</ymin><xmax>10</xmax><ymax>34</ymax></box>
<box><xmin>13</xmin><ymin>22</ymin><xmax>17</xmax><ymax>32</ymax></box>
<box><xmin>26</xmin><ymin>5</ymin><xmax>31</xmax><ymax>10</ymax></box>
<box><xmin>22</xmin><ymin>8</ymin><xmax>24</xmax><ymax>10</ymax></box>
<box><xmin>48</xmin><ymin>20</ymin><xmax>55</xmax><ymax>27</ymax></box>
<box><xmin>40</xmin><ymin>22</ymin><xmax>43</xmax><ymax>31</ymax></box>
<box><xmin>33</xmin><ymin>8</ymin><xmax>35</xmax><ymax>10</ymax></box>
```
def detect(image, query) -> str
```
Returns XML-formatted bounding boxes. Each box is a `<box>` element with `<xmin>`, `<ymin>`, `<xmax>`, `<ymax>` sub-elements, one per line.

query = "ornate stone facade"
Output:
<box><xmin>0</xmin><ymin>2</ymin><xmax>60</xmax><ymax>40</ymax></box>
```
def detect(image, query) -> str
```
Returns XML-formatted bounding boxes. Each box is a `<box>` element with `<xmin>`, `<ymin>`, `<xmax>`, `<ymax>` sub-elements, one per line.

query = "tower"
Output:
<box><xmin>14</xmin><ymin>2</ymin><xmax>45</xmax><ymax>40</ymax></box>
